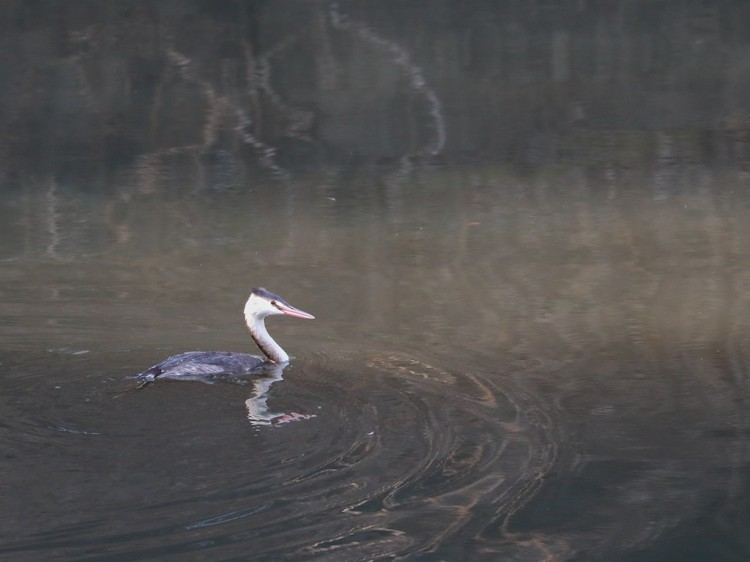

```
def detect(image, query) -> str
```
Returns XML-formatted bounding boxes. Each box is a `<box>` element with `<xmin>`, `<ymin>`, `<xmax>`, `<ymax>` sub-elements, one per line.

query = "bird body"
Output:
<box><xmin>137</xmin><ymin>351</ymin><xmax>266</xmax><ymax>381</ymax></box>
<box><xmin>136</xmin><ymin>287</ymin><xmax>313</xmax><ymax>383</ymax></box>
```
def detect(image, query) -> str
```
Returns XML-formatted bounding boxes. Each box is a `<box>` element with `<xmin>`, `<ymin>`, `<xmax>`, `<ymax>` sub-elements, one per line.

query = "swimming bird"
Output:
<box><xmin>136</xmin><ymin>287</ymin><xmax>314</xmax><ymax>384</ymax></box>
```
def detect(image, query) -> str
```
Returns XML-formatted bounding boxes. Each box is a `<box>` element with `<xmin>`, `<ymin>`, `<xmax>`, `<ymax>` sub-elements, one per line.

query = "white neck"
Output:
<box><xmin>244</xmin><ymin>309</ymin><xmax>289</xmax><ymax>363</ymax></box>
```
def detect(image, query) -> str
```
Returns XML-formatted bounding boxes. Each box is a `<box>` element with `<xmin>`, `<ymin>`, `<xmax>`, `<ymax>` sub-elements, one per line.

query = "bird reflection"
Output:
<box><xmin>244</xmin><ymin>363</ymin><xmax>316</xmax><ymax>427</ymax></box>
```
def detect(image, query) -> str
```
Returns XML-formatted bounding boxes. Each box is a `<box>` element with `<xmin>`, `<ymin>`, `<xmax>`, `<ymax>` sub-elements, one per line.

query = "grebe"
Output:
<box><xmin>136</xmin><ymin>287</ymin><xmax>314</xmax><ymax>384</ymax></box>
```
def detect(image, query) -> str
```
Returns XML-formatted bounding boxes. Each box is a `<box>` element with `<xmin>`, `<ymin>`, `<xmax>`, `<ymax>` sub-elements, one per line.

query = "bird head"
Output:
<box><xmin>245</xmin><ymin>287</ymin><xmax>315</xmax><ymax>320</ymax></box>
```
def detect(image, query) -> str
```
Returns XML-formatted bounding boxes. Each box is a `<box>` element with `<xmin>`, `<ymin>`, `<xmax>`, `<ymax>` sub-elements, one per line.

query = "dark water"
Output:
<box><xmin>2</xmin><ymin>2</ymin><xmax>750</xmax><ymax>560</ymax></box>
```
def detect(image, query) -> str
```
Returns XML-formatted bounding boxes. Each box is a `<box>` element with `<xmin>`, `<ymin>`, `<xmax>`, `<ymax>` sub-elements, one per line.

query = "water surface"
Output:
<box><xmin>1</xmin><ymin>2</ymin><xmax>750</xmax><ymax>561</ymax></box>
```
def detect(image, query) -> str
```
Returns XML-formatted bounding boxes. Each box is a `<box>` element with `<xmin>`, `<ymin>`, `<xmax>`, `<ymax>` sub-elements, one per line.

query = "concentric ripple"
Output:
<box><xmin>0</xmin><ymin>349</ymin><xmax>564</xmax><ymax>561</ymax></box>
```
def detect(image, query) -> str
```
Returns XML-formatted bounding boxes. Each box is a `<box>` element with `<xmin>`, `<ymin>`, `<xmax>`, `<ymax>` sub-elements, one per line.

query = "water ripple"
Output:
<box><xmin>0</xmin><ymin>349</ymin><xmax>563</xmax><ymax>560</ymax></box>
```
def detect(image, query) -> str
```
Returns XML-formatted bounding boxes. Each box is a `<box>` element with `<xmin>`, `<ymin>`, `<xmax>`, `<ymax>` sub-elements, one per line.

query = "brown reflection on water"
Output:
<box><xmin>3</xmin><ymin>161</ymin><xmax>750</xmax><ymax>366</ymax></box>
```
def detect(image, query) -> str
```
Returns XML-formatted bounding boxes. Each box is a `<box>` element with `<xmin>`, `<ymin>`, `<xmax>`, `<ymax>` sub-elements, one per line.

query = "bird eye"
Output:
<box><xmin>271</xmin><ymin>300</ymin><xmax>278</xmax><ymax>308</ymax></box>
